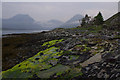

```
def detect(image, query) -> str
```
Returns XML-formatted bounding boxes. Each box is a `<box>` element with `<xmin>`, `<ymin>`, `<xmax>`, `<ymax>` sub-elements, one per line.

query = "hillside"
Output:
<box><xmin>2</xmin><ymin>14</ymin><xmax>43</xmax><ymax>30</ymax></box>
<box><xmin>1</xmin><ymin>12</ymin><xmax>120</xmax><ymax>79</ymax></box>
<box><xmin>104</xmin><ymin>12</ymin><xmax>120</xmax><ymax>30</ymax></box>
<box><xmin>60</xmin><ymin>14</ymin><xmax>83</xmax><ymax>28</ymax></box>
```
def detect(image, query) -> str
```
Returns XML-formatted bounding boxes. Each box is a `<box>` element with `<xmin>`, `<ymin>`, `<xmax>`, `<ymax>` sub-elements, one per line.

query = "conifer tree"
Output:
<box><xmin>94</xmin><ymin>12</ymin><xmax>104</xmax><ymax>25</ymax></box>
<box><xmin>85</xmin><ymin>14</ymin><xmax>90</xmax><ymax>23</ymax></box>
<box><xmin>81</xmin><ymin>18</ymin><xmax>86</xmax><ymax>26</ymax></box>
<box><xmin>81</xmin><ymin>14</ymin><xmax>90</xmax><ymax>26</ymax></box>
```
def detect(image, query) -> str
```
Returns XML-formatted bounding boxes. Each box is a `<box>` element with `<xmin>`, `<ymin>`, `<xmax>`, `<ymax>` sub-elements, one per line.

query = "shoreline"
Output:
<box><xmin>2</xmin><ymin>28</ymin><xmax>62</xmax><ymax>71</ymax></box>
<box><xmin>2</xmin><ymin>30</ymin><xmax>50</xmax><ymax>38</ymax></box>
<box><xmin>2</xmin><ymin>26</ymin><xmax>120</xmax><ymax>79</ymax></box>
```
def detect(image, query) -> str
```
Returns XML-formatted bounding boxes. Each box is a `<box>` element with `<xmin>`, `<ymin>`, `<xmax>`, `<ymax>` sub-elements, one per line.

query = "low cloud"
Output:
<box><xmin>2</xmin><ymin>2</ymin><xmax>118</xmax><ymax>22</ymax></box>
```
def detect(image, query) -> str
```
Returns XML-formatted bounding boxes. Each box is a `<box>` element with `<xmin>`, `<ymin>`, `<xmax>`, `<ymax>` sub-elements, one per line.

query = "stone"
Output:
<box><xmin>104</xmin><ymin>73</ymin><xmax>109</xmax><ymax>78</ymax></box>
<box><xmin>35</xmin><ymin>58</ymin><xmax>40</xmax><ymax>60</ymax></box>
<box><xmin>85</xmin><ymin>67</ymin><xmax>90</xmax><ymax>71</ymax></box>
<box><xmin>40</xmin><ymin>53</ymin><xmax>44</xmax><ymax>56</ymax></box>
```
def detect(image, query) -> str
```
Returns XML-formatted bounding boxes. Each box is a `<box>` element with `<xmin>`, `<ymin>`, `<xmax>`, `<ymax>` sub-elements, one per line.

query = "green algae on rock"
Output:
<box><xmin>36</xmin><ymin>64</ymin><xmax>70</xmax><ymax>78</ymax></box>
<box><xmin>42</xmin><ymin>39</ymin><xmax>64</xmax><ymax>47</ymax></box>
<box><xmin>1</xmin><ymin>40</ymin><xmax>65</xmax><ymax>78</ymax></box>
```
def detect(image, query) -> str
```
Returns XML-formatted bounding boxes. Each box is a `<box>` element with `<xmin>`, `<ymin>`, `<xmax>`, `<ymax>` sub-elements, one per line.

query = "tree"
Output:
<box><xmin>85</xmin><ymin>14</ymin><xmax>90</xmax><ymax>23</ymax></box>
<box><xmin>81</xmin><ymin>18</ymin><xmax>86</xmax><ymax>26</ymax></box>
<box><xmin>81</xmin><ymin>14</ymin><xmax>90</xmax><ymax>26</ymax></box>
<box><xmin>94</xmin><ymin>12</ymin><xmax>104</xmax><ymax>25</ymax></box>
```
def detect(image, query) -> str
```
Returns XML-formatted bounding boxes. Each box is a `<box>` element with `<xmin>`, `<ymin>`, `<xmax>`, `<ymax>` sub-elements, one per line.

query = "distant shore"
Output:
<box><xmin>2</xmin><ymin>29</ymin><xmax>49</xmax><ymax>38</ymax></box>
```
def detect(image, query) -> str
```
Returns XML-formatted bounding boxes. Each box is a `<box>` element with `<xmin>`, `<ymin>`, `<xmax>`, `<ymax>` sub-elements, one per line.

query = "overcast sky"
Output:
<box><xmin>2</xmin><ymin>2</ymin><xmax>118</xmax><ymax>22</ymax></box>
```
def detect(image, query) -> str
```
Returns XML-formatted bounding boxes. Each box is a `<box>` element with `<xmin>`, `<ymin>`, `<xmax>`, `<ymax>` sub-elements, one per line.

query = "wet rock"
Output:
<box><xmin>105</xmin><ymin>58</ymin><xmax>117</xmax><ymax>63</ymax></box>
<box><xmin>40</xmin><ymin>53</ymin><xmax>44</xmax><ymax>56</ymax></box>
<box><xmin>80</xmin><ymin>53</ymin><xmax>120</xmax><ymax>79</ymax></box>
<box><xmin>35</xmin><ymin>58</ymin><xmax>40</xmax><ymax>60</ymax></box>
<box><xmin>85</xmin><ymin>67</ymin><xmax>90</xmax><ymax>71</ymax></box>
<box><xmin>88</xmin><ymin>41</ymin><xmax>97</xmax><ymax>47</ymax></box>
<box><xmin>104</xmin><ymin>73</ymin><xmax>109</xmax><ymax>78</ymax></box>
<box><xmin>48</xmin><ymin>59</ymin><xmax>58</xmax><ymax>66</ymax></box>
<box><xmin>33</xmin><ymin>74</ymin><xmax>40</xmax><ymax>78</ymax></box>
<box><xmin>101</xmin><ymin>53</ymin><xmax>113</xmax><ymax>60</ymax></box>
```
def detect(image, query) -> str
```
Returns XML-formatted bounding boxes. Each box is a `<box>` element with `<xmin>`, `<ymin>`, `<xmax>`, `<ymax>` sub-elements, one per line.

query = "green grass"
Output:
<box><xmin>69</xmin><ymin>25</ymin><xmax>103</xmax><ymax>34</ymax></box>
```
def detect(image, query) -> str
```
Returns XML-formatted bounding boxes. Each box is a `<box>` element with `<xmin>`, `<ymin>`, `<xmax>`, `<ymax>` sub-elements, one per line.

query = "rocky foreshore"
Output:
<box><xmin>1</xmin><ymin>12</ymin><xmax>120</xmax><ymax>79</ymax></box>
<box><xmin>1</xmin><ymin>25</ymin><xmax>120</xmax><ymax>79</ymax></box>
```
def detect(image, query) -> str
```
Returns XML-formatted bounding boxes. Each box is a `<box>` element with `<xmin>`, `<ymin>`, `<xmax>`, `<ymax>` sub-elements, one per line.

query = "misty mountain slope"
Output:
<box><xmin>2</xmin><ymin>14</ymin><xmax>43</xmax><ymax>30</ymax></box>
<box><xmin>39</xmin><ymin>19</ymin><xmax>64</xmax><ymax>30</ymax></box>
<box><xmin>60</xmin><ymin>14</ymin><xmax>84</xmax><ymax>28</ymax></box>
<box><xmin>2</xmin><ymin>14</ymin><xmax>84</xmax><ymax>30</ymax></box>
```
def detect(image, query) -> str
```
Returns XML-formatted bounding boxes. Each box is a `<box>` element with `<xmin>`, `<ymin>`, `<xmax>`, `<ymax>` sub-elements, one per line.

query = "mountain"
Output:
<box><xmin>104</xmin><ymin>12</ymin><xmax>120</xmax><ymax>30</ymax></box>
<box><xmin>2</xmin><ymin>14</ymin><xmax>43</xmax><ymax>30</ymax></box>
<box><xmin>2</xmin><ymin>14</ymin><xmax>84</xmax><ymax>30</ymax></box>
<box><xmin>60</xmin><ymin>14</ymin><xmax>84</xmax><ymax>28</ymax></box>
<box><xmin>40</xmin><ymin>19</ymin><xmax>64</xmax><ymax>30</ymax></box>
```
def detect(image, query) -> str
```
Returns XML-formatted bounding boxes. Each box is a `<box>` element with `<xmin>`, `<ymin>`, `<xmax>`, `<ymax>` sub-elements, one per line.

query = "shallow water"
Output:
<box><xmin>2</xmin><ymin>30</ymin><xmax>49</xmax><ymax>35</ymax></box>
<box><xmin>1</xmin><ymin>30</ymin><xmax>49</xmax><ymax>38</ymax></box>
